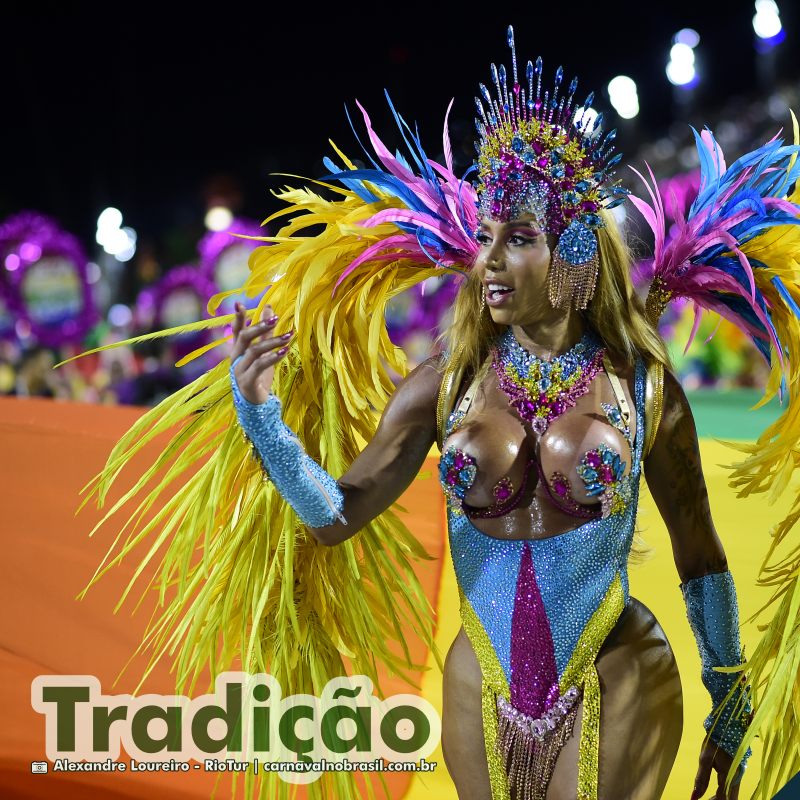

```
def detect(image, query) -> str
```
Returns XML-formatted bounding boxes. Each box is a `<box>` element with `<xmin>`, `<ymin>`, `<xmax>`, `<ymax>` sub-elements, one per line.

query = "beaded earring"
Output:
<box><xmin>480</xmin><ymin>286</ymin><xmax>486</xmax><ymax>315</ymax></box>
<box><xmin>547</xmin><ymin>220</ymin><xmax>600</xmax><ymax>310</ymax></box>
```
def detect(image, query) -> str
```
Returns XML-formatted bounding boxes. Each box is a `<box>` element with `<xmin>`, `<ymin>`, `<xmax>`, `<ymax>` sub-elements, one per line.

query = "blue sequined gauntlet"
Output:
<box><xmin>681</xmin><ymin>570</ymin><xmax>753</xmax><ymax>770</ymax></box>
<box><xmin>229</xmin><ymin>359</ymin><xmax>346</xmax><ymax>529</ymax></box>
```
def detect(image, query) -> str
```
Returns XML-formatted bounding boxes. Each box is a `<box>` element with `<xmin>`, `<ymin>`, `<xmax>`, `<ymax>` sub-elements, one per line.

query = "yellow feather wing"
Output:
<box><xmin>77</xmin><ymin>173</ymin><xmax>448</xmax><ymax>799</ymax></box>
<box><xmin>716</xmin><ymin>176</ymin><xmax>800</xmax><ymax>797</ymax></box>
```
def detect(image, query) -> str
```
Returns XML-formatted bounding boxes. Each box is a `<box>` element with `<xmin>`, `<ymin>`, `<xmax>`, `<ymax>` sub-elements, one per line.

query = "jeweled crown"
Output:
<box><xmin>474</xmin><ymin>26</ymin><xmax>627</xmax><ymax>234</ymax></box>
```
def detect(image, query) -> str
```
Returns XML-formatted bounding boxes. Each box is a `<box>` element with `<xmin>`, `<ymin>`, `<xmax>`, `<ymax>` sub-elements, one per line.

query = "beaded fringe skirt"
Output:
<box><xmin>496</xmin><ymin>689</ymin><xmax>582</xmax><ymax>800</ymax></box>
<box><xmin>481</xmin><ymin>663</ymin><xmax>603</xmax><ymax>800</ymax></box>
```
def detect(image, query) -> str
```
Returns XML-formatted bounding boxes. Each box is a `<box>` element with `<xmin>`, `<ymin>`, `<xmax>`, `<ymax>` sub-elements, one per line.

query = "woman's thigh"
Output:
<box><xmin>442</xmin><ymin>626</ymin><xmax>492</xmax><ymax>799</ymax></box>
<box><xmin>548</xmin><ymin>596</ymin><xmax>683</xmax><ymax>799</ymax></box>
<box><xmin>442</xmin><ymin>597</ymin><xmax>683</xmax><ymax>800</ymax></box>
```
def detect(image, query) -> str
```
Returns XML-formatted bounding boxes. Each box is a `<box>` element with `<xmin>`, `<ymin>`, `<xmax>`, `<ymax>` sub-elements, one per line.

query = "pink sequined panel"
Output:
<box><xmin>509</xmin><ymin>542</ymin><xmax>560</xmax><ymax>717</ymax></box>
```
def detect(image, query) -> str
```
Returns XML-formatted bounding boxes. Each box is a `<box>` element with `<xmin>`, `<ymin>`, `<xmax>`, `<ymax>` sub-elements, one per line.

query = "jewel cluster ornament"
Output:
<box><xmin>547</xmin><ymin>219</ymin><xmax>601</xmax><ymax>310</ymax></box>
<box><xmin>601</xmin><ymin>401</ymin><xmax>631</xmax><ymax>442</ymax></box>
<box><xmin>496</xmin><ymin>687</ymin><xmax>582</xmax><ymax>800</ymax></box>
<box><xmin>439</xmin><ymin>437</ymin><xmax>530</xmax><ymax>518</ymax></box>
<box><xmin>547</xmin><ymin>400</ymin><xmax>634</xmax><ymax>519</ymax></box>
<box><xmin>465</xmin><ymin>463</ymin><xmax>540</xmax><ymax>519</ymax></box>
<box><xmin>474</xmin><ymin>26</ymin><xmax>628</xmax><ymax>234</ymax></box>
<box><xmin>439</xmin><ymin>447</ymin><xmax>478</xmax><ymax>514</ymax></box>
<box><xmin>492</xmin><ymin>328</ymin><xmax>605</xmax><ymax>434</ymax></box>
<box><xmin>497</xmin><ymin>687</ymin><xmax>580</xmax><ymax>742</ymax></box>
<box><xmin>576</xmin><ymin>443</ymin><xmax>631</xmax><ymax>518</ymax></box>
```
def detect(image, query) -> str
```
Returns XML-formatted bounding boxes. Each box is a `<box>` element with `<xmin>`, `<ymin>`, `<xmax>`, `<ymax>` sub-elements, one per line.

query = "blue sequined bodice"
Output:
<box><xmin>448</xmin><ymin>357</ymin><xmax>646</xmax><ymax>681</ymax></box>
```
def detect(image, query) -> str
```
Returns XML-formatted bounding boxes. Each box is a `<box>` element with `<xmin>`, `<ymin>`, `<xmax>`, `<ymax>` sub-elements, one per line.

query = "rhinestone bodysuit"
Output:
<box><xmin>441</xmin><ymin>356</ymin><xmax>646</xmax><ymax>800</ymax></box>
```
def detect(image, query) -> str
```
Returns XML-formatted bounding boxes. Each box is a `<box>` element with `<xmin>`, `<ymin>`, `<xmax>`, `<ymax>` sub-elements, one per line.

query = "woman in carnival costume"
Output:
<box><xmin>77</xmin><ymin>25</ymin><xmax>800</xmax><ymax>800</ymax></box>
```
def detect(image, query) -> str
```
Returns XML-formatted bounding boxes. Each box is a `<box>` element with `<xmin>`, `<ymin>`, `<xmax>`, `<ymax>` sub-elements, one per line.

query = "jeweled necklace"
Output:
<box><xmin>492</xmin><ymin>327</ymin><xmax>605</xmax><ymax>434</ymax></box>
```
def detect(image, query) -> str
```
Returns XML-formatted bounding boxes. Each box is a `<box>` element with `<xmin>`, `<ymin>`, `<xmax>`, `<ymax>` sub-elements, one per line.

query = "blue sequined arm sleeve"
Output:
<box><xmin>681</xmin><ymin>570</ymin><xmax>753</xmax><ymax>769</ymax></box>
<box><xmin>229</xmin><ymin>360</ymin><xmax>346</xmax><ymax>529</ymax></box>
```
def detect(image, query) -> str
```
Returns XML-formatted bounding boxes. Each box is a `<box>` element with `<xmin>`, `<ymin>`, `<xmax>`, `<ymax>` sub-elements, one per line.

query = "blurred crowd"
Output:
<box><xmin>1</xmin><ymin>294</ymin><xmax>774</xmax><ymax>409</ymax></box>
<box><xmin>5</xmin><ymin>80</ymin><xmax>797</xmax><ymax>408</ymax></box>
<box><xmin>1</xmin><ymin>333</ymin><xmax>218</xmax><ymax>406</ymax></box>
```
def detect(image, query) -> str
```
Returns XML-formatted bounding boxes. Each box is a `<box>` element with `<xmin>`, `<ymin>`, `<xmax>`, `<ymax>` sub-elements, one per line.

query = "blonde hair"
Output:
<box><xmin>440</xmin><ymin>210</ymin><xmax>671</xmax><ymax>376</ymax></box>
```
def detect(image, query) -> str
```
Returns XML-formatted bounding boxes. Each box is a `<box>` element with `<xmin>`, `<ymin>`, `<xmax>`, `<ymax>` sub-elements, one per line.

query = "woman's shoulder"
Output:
<box><xmin>607</xmin><ymin>346</ymin><xmax>673</xmax><ymax>393</ymax></box>
<box><xmin>384</xmin><ymin>355</ymin><xmax>447</xmax><ymax>424</ymax></box>
<box><xmin>660</xmin><ymin>365</ymin><xmax>692</xmax><ymax>418</ymax></box>
<box><xmin>604</xmin><ymin>349</ymin><xmax>640</xmax><ymax>406</ymax></box>
<box><xmin>411</xmin><ymin>353</ymin><xmax>448</xmax><ymax>385</ymax></box>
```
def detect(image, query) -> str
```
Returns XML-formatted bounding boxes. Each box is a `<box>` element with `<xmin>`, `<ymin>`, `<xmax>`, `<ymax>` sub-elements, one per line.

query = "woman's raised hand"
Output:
<box><xmin>691</xmin><ymin>738</ymin><xmax>743</xmax><ymax>800</ymax></box>
<box><xmin>231</xmin><ymin>302</ymin><xmax>293</xmax><ymax>405</ymax></box>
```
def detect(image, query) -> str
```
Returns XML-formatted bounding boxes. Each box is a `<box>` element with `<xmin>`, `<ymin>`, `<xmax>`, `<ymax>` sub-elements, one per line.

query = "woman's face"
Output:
<box><xmin>474</xmin><ymin>214</ymin><xmax>554</xmax><ymax>327</ymax></box>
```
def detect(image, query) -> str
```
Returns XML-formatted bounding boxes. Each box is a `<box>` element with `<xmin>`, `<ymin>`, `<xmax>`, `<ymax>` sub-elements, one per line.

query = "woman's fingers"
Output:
<box><xmin>232</xmin><ymin>302</ymin><xmax>244</xmax><ymax>338</ymax></box>
<box><xmin>692</xmin><ymin>743</ymin><xmax>714</xmax><ymax>800</ymax></box>
<box><xmin>721</xmin><ymin>765</ymin><xmax>742</xmax><ymax>800</ymax></box>
<box><xmin>230</xmin><ymin>303</ymin><xmax>294</xmax><ymax>403</ymax></box>
<box><xmin>231</xmin><ymin>304</ymin><xmax>279</xmax><ymax>360</ymax></box>
<box><xmin>237</xmin><ymin>332</ymin><xmax>294</xmax><ymax>370</ymax></box>
<box><xmin>253</xmin><ymin>345</ymin><xmax>290</xmax><ymax>368</ymax></box>
<box><xmin>260</xmin><ymin>303</ymin><xmax>275</xmax><ymax>325</ymax></box>
<box><xmin>228</xmin><ymin>302</ymin><xmax>291</xmax><ymax>403</ymax></box>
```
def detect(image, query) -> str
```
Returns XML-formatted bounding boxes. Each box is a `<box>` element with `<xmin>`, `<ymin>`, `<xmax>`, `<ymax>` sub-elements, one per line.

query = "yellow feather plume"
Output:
<box><xmin>76</xmin><ymin>165</ymin><xmax>449</xmax><ymax>799</ymax></box>
<box><xmin>714</xmin><ymin>145</ymin><xmax>800</xmax><ymax>795</ymax></box>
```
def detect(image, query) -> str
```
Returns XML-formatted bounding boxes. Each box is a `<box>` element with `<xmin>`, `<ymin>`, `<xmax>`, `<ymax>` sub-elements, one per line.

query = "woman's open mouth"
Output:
<box><xmin>485</xmin><ymin>283</ymin><xmax>515</xmax><ymax>307</ymax></box>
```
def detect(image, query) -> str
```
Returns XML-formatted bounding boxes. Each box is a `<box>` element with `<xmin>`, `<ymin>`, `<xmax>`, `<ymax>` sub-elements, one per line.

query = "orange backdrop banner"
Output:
<box><xmin>0</xmin><ymin>397</ymin><xmax>446</xmax><ymax>799</ymax></box>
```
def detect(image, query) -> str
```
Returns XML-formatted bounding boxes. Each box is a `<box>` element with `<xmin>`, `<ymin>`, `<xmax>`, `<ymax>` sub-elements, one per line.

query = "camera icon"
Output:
<box><xmin>31</xmin><ymin>761</ymin><xmax>48</xmax><ymax>773</ymax></box>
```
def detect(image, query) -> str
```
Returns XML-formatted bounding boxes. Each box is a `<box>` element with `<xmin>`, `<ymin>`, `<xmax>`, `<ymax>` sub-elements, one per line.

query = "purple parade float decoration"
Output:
<box><xmin>134</xmin><ymin>218</ymin><xmax>269</xmax><ymax>366</ymax></box>
<box><xmin>0</xmin><ymin>281</ymin><xmax>14</xmax><ymax>341</ymax></box>
<box><xmin>198</xmin><ymin>217</ymin><xmax>268</xmax><ymax>316</ymax></box>
<box><xmin>0</xmin><ymin>211</ymin><xmax>98</xmax><ymax>347</ymax></box>
<box><xmin>135</xmin><ymin>264</ymin><xmax>219</xmax><ymax>362</ymax></box>
<box><xmin>385</xmin><ymin>273</ymin><xmax>461</xmax><ymax>354</ymax></box>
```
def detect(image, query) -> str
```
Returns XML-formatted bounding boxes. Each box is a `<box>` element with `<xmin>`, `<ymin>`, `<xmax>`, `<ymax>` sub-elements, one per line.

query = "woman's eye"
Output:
<box><xmin>509</xmin><ymin>234</ymin><xmax>534</xmax><ymax>245</ymax></box>
<box><xmin>476</xmin><ymin>232</ymin><xmax>492</xmax><ymax>246</ymax></box>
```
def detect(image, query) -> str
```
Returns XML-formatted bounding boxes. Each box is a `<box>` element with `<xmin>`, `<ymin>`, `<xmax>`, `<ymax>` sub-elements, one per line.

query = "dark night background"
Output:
<box><xmin>3</xmin><ymin>1</ymin><xmax>798</xmax><ymax>265</ymax></box>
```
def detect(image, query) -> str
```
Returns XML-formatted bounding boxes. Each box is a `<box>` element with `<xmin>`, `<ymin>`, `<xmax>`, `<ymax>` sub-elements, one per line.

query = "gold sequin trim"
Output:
<box><xmin>482</xmin><ymin>680</ymin><xmax>512</xmax><ymax>800</ymax></box>
<box><xmin>643</xmin><ymin>360</ymin><xmax>664</xmax><ymax>460</ymax></box>
<box><xmin>436</xmin><ymin>355</ymin><xmax>463</xmax><ymax>450</ymax></box>
<box><xmin>645</xmin><ymin>277</ymin><xmax>673</xmax><ymax>326</ymax></box>
<box><xmin>458</xmin><ymin>585</ymin><xmax>511</xmax><ymax>800</ymax></box>
<box><xmin>577</xmin><ymin>665</ymin><xmax>601</xmax><ymax>800</ymax></box>
<box><xmin>560</xmin><ymin>572</ymin><xmax>624</xmax><ymax>689</ymax></box>
<box><xmin>560</xmin><ymin>572</ymin><xmax>625</xmax><ymax>800</ymax></box>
